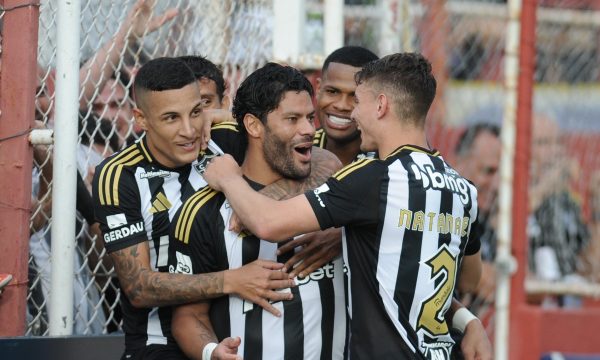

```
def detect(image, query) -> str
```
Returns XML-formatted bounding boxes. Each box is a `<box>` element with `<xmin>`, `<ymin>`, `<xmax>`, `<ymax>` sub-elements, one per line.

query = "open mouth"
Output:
<box><xmin>178</xmin><ymin>140</ymin><xmax>198</xmax><ymax>151</ymax></box>
<box><xmin>328</xmin><ymin>115</ymin><xmax>352</xmax><ymax>126</ymax></box>
<box><xmin>293</xmin><ymin>143</ymin><xmax>312</xmax><ymax>160</ymax></box>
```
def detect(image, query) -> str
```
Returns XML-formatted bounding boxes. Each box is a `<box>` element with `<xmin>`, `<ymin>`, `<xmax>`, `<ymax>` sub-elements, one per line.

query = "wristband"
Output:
<box><xmin>202</xmin><ymin>342</ymin><xmax>218</xmax><ymax>360</ymax></box>
<box><xmin>452</xmin><ymin>307</ymin><xmax>478</xmax><ymax>333</ymax></box>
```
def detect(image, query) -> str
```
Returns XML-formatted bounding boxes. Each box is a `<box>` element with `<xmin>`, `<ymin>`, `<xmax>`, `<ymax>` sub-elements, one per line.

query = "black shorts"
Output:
<box><xmin>121</xmin><ymin>344</ymin><xmax>189</xmax><ymax>360</ymax></box>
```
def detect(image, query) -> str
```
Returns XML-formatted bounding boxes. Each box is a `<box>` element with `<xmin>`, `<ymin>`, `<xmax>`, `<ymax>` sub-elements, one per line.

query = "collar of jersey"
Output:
<box><xmin>386</xmin><ymin>144</ymin><xmax>440</xmax><ymax>159</ymax></box>
<box><xmin>137</xmin><ymin>136</ymin><xmax>191</xmax><ymax>171</ymax></box>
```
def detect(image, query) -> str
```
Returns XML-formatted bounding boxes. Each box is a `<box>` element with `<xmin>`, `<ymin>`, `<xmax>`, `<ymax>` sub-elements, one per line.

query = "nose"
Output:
<box><xmin>180</xmin><ymin>116</ymin><xmax>196</xmax><ymax>138</ymax></box>
<box><xmin>298</xmin><ymin>116</ymin><xmax>316</xmax><ymax>138</ymax></box>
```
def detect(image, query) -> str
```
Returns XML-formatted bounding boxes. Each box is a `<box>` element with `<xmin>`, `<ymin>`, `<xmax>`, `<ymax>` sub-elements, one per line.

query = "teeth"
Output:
<box><xmin>329</xmin><ymin>115</ymin><xmax>351</xmax><ymax>126</ymax></box>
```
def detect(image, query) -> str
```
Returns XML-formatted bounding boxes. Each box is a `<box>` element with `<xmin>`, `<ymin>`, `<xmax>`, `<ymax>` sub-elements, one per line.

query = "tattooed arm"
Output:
<box><xmin>110</xmin><ymin>241</ymin><xmax>293</xmax><ymax>315</ymax></box>
<box><xmin>172</xmin><ymin>301</ymin><xmax>241</xmax><ymax>360</ymax></box>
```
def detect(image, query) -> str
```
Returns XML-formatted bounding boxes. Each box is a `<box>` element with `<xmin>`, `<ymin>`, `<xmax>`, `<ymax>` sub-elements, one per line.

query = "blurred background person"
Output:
<box><xmin>527</xmin><ymin>113</ymin><xmax>590</xmax><ymax>307</ymax></box>
<box><xmin>454</xmin><ymin>123</ymin><xmax>501</xmax><ymax>310</ymax></box>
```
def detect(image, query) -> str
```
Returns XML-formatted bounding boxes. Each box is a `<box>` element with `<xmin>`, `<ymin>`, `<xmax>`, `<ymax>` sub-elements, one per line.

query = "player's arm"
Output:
<box><xmin>458</xmin><ymin>251</ymin><xmax>482</xmax><ymax>293</ymax></box>
<box><xmin>446</xmin><ymin>299</ymin><xmax>492</xmax><ymax>360</ymax></box>
<box><xmin>204</xmin><ymin>154</ymin><xmax>321</xmax><ymax>241</ymax></box>
<box><xmin>458</xmin><ymin>215</ymin><xmax>484</xmax><ymax>293</ymax></box>
<box><xmin>172</xmin><ymin>301</ymin><xmax>241</xmax><ymax>360</ymax></box>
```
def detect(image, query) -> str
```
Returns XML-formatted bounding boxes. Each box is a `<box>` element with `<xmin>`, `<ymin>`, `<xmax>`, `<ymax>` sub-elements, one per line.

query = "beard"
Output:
<box><xmin>263</xmin><ymin>125</ymin><xmax>311</xmax><ymax>180</ymax></box>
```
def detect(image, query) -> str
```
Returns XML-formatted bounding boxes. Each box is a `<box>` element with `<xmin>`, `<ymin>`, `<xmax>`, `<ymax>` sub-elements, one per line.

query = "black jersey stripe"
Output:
<box><xmin>174</xmin><ymin>186</ymin><xmax>213</xmax><ymax>241</ymax></box>
<box><xmin>319</xmin><ymin>274</ymin><xmax>335</xmax><ymax>360</ymax></box>
<box><xmin>174</xmin><ymin>187</ymin><xmax>212</xmax><ymax>242</ymax></box>
<box><xmin>138</xmin><ymin>138</ymin><xmax>153</xmax><ymax>162</ymax></box>
<box><xmin>431</xmin><ymin>156</ymin><xmax>453</xmax><ymax>250</ymax></box>
<box><xmin>181</xmin><ymin>189</ymin><xmax>219</xmax><ymax>244</ymax></box>
<box><xmin>242</xmin><ymin>234</ymin><xmax>263</xmax><ymax>360</ymax></box>
<box><xmin>97</xmin><ymin>146</ymin><xmax>139</xmax><ymax>205</ymax></box>
<box><xmin>112</xmin><ymin>155</ymin><xmax>144</xmax><ymax>206</ymax></box>
<box><xmin>283</xmin><ymin>287</ymin><xmax>304</xmax><ymax>360</ymax></box>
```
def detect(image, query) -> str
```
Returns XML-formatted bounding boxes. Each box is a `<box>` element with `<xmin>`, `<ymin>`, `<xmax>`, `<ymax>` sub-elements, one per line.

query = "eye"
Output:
<box><xmin>308</xmin><ymin>114</ymin><xmax>315</xmax><ymax>124</ymax></box>
<box><xmin>325</xmin><ymin>88</ymin><xmax>338</xmax><ymax>95</ymax></box>
<box><xmin>287</xmin><ymin>116</ymin><xmax>298</xmax><ymax>123</ymax></box>
<box><xmin>192</xmin><ymin>108</ymin><xmax>203</xmax><ymax>117</ymax></box>
<box><xmin>201</xmin><ymin>99</ymin><xmax>212</xmax><ymax>107</ymax></box>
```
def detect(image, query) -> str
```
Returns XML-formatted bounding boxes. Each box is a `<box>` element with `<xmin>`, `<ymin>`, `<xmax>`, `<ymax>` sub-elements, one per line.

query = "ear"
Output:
<box><xmin>220</xmin><ymin>95</ymin><xmax>231</xmax><ymax>110</ymax></box>
<box><xmin>133</xmin><ymin>108</ymin><xmax>148</xmax><ymax>131</ymax></box>
<box><xmin>376</xmin><ymin>93</ymin><xmax>389</xmax><ymax>119</ymax></box>
<box><xmin>315</xmin><ymin>77</ymin><xmax>322</xmax><ymax>94</ymax></box>
<box><xmin>243</xmin><ymin>114</ymin><xmax>263</xmax><ymax>139</ymax></box>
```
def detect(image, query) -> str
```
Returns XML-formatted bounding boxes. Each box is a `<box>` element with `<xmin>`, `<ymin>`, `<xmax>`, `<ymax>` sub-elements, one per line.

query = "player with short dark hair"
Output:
<box><xmin>179</xmin><ymin>55</ymin><xmax>228</xmax><ymax>108</ymax></box>
<box><xmin>92</xmin><ymin>56</ymin><xmax>295</xmax><ymax>360</ymax></box>
<box><xmin>169</xmin><ymin>62</ymin><xmax>346</xmax><ymax>360</ymax></box>
<box><xmin>202</xmin><ymin>53</ymin><xmax>491</xmax><ymax>360</ymax></box>
<box><xmin>313</xmin><ymin>46</ymin><xmax>379</xmax><ymax>166</ymax></box>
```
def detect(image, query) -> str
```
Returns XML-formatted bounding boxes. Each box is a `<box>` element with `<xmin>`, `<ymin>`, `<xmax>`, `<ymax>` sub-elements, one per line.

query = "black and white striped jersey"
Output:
<box><xmin>313</xmin><ymin>128</ymin><xmax>376</xmax><ymax>161</ymax></box>
<box><xmin>305</xmin><ymin>145</ymin><xmax>480</xmax><ymax>360</ymax></box>
<box><xmin>92</xmin><ymin>123</ymin><xmax>242</xmax><ymax>351</ymax></box>
<box><xmin>169</xmin><ymin>179</ymin><xmax>347</xmax><ymax>360</ymax></box>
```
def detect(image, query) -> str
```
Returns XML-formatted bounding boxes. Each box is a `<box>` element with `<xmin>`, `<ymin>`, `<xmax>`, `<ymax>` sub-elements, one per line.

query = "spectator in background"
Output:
<box><xmin>454</xmin><ymin>123</ymin><xmax>501</xmax><ymax>307</ymax></box>
<box><xmin>528</xmin><ymin>113</ymin><xmax>590</xmax><ymax>307</ymax></box>
<box><xmin>583</xmin><ymin>171</ymin><xmax>600</xmax><ymax>282</ymax></box>
<box><xmin>91</xmin><ymin>72</ymin><xmax>135</xmax><ymax>147</ymax></box>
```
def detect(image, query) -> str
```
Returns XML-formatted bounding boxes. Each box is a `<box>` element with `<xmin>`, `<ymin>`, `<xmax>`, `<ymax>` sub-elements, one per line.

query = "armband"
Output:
<box><xmin>202</xmin><ymin>342</ymin><xmax>218</xmax><ymax>360</ymax></box>
<box><xmin>452</xmin><ymin>307</ymin><xmax>479</xmax><ymax>333</ymax></box>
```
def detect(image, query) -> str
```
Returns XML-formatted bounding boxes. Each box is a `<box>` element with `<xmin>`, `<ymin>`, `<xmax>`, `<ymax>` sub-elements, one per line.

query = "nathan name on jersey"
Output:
<box><xmin>168</xmin><ymin>186</ymin><xmax>347</xmax><ymax>360</ymax></box>
<box><xmin>305</xmin><ymin>145</ymin><xmax>480</xmax><ymax>360</ymax></box>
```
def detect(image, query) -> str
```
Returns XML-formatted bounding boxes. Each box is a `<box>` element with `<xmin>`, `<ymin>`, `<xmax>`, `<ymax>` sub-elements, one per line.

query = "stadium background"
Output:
<box><xmin>0</xmin><ymin>0</ymin><xmax>599</xmax><ymax>359</ymax></box>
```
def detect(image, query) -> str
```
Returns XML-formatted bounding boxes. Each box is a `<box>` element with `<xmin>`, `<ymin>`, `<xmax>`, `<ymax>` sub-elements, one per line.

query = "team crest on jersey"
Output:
<box><xmin>194</xmin><ymin>154</ymin><xmax>218</xmax><ymax>174</ymax></box>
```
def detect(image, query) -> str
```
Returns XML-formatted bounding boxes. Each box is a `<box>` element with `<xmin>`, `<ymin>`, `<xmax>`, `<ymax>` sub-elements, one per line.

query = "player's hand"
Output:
<box><xmin>224</xmin><ymin>259</ymin><xmax>295</xmax><ymax>317</ymax></box>
<box><xmin>228</xmin><ymin>211</ymin><xmax>245</xmax><ymax>233</ymax></box>
<box><xmin>213</xmin><ymin>337</ymin><xmax>242</xmax><ymax>360</ymax></box>
<box><xmin>205</xmin><ymin>109</ymin><xmax>235</xmax><ymax>125</ymax></box>
<box><xmin>461</xmin><ymin>318</ymin><xmax>493</xmax><ymax>360</ymax></box>
<box><xmin>203</xmin><ymin>154</ymin><xmax>242</xmax><ymax>191</ymax></box>
<box><xmin>278</xmin><ymin>228</ymin><xmax>342</xmax><ymax>278</ymax></box>
<box><xmin>127</xmin><ymin>0</ymin><xmax>178</xmax><ymax>40</ymax></box>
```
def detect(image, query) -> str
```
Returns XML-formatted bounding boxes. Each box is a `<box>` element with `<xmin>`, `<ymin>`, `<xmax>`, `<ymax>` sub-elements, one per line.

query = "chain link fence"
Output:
<box><xmin>29</xmin><ymin>0</ymin><xmax>273</xmax><ymax>336</ymax></box>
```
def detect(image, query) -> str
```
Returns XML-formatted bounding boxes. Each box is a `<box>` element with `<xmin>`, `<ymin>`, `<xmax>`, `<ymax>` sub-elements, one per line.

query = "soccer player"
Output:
<box><xmin>92</xmin><ymin>57</ymin><xmax>295</xmax><ymax>360</ymax></box>
<box><xmin>202</xmin><ymin>53</ymin><xmax>491</xmax><ymax>360</ymax></box>
<box><xmin>169</xmin><ymin>62</ymin><xmax>346</xmax><ymax>360</ymax></box>
<box><xmin>313</xmin><ymin>46</ymin><xmax>378</xmax><ymax>165</ymax></box>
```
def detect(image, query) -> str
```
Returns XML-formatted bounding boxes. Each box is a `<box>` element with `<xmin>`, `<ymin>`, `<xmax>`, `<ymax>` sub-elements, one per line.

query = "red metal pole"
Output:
<box><xmin>509</xmin><ymin>0</ymin><xmax>537</xmax><ymax>357</ymax></box>
<box><xmin>0</xmin><ymin>0</ymin><xmax>40</xmax><ymax>336</ymax></box>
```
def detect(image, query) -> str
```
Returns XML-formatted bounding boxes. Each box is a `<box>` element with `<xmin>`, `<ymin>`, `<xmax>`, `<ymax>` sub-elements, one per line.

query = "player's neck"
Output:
<box><xmin>326</xmin><ymin>136</ymin><xmax>361</xmax><ymax>166</ymax></box>
<box><xmin>378</xmin><ymin>124</ymin><xmax>428</xmax><ymax>159</ymax></box>
<box><xmin>241</xmin><ymin>146</ymin><xmax>282</xmax><ymax>186</ymax></box>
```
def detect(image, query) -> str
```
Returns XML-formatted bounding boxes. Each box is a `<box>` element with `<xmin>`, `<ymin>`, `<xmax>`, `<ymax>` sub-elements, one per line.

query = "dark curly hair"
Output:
<box><xmin>355</xmin><ymin>53</ymin><xmax>436</xmax><ymax>126</ymax></box>
<box><xmin>178</xmin><ymin>55</ymin><xmax>226</xmax><ymax>102</ymax></box>
<box><xmin>232</xmin><ymin>63</ymin><xmax>314</xmax><ymax>144</ymax></box>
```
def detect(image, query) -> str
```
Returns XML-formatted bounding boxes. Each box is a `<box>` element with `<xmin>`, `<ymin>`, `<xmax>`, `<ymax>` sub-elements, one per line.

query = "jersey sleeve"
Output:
<box><xmin>305</xmin><ymin>158</ymin><xmax>383</xmax><ymax>230</ymax></box>
<box><xmin>92</xmin><ymin>161</ymin><xmax>147</xmax><ymax>253</ymax></box>
<box><xmin>210</xmin><ymin>122</ymin><xmax>245</xmax><ymax>164</ymax></box>
<box><xmin>168</xmin><ymin>187</ymin><xmax>222</xmax><ymax>275</ymax></box>
<box><xmin>464</xmin><ymin>216</ymin><xmax>482</xmax><ymax>256</ymax></box>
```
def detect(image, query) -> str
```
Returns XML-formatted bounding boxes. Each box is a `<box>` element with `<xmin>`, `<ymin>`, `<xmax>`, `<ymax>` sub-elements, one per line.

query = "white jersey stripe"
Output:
<box><xmin>376</xmin><ymin>159</ymin><xmax>416</xmax><ymax>352</ymax></box>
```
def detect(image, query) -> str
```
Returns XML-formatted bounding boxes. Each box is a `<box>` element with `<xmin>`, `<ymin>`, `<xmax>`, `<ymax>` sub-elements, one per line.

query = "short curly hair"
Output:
<box><xmin>355</xmin><ymin>53</ymin><xmax>436</xmax><ymax>126</ymax></box>
<box><xmin>232</xmin><ymin>63</ymin><xmax>314</xmax><ymax>145</ymax></box>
